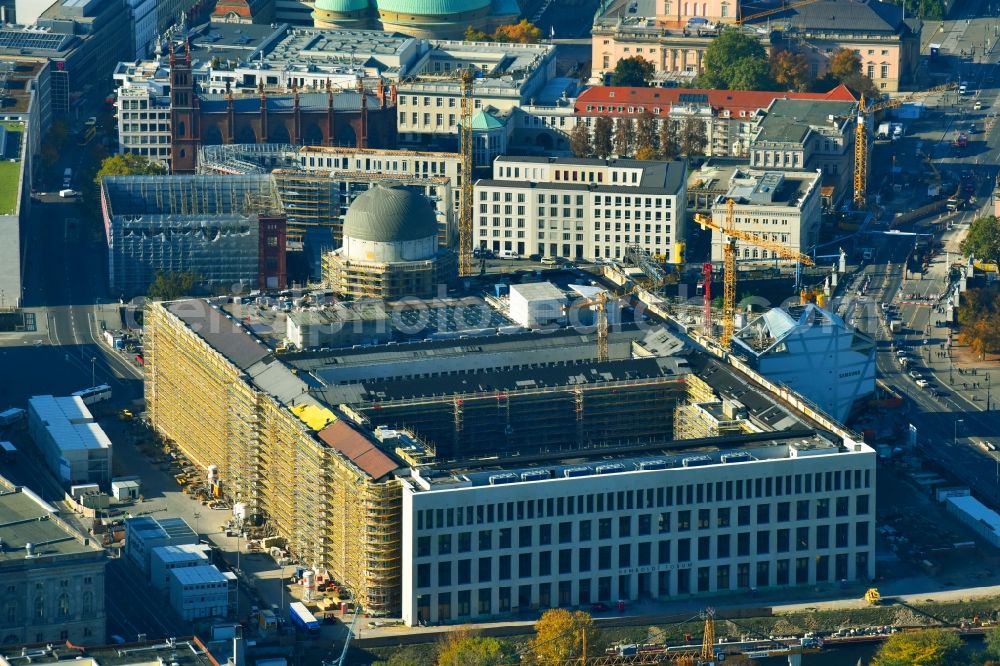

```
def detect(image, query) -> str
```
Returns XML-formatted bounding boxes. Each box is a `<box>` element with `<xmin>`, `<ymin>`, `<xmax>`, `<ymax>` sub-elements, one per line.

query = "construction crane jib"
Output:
<box><xmin>695</xmin><ymin>200</ymin><xmax>814</xmax><ymax>351</ymax></box>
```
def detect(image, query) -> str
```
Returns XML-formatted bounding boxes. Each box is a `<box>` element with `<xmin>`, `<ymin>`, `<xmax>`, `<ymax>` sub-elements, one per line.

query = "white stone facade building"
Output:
<box><xmin>474</xmin><ymin>156</ymin><xmax>686</xmax><ymax>262</ymax></box>
<box><xmin>709</xmin><ymin>170</ymin><xmax>822</xmax><ymax>263</ymax></box>
<box><xmin>400</xmin><ymin>430</ymin><xmax>876</xmax><ymax>625</ymax></box>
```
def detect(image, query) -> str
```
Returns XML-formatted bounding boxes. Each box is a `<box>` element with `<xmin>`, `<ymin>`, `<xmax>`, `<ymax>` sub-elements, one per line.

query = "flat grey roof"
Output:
<box><xmin>0</xmin><ymin>482</ymin><xmax>102</xmax><ymax>562</ymax></box>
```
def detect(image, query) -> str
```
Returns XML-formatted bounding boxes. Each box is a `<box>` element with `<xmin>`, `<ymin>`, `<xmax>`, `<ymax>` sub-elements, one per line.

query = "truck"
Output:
<box><xmin>258</xmin><ymin>609</ymin><xmax>278</xmax><ymax>632</ymax></box>
<box><xmin>0</xmin><ymin>408</ymin><xmax>25</xmax><ymax>427</ymax></box>
<box><xmin>876</xmin><ymin>122</ymin><xmax>891</xmax><ymax>140</ymax></box>
<box><xmin>288</xmin><ymin>602</ymin><xmax>320</xmax><ymax>634</ymax></box>
<box><xmin>890</xmin><ymin>319</ymin><xmax>903</xmax><ymax>333</ymax></box>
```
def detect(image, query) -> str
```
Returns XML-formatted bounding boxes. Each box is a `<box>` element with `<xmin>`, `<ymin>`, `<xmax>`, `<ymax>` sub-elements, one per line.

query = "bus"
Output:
<box><xmin>76</xmin><ymin>117</ymin><xmax>97</xmax><ymax>146</ymax></box>
<box><xmin>72</xmin><ymin>384</ymin><xmax>112</xmax><ymax>405</ymax></box>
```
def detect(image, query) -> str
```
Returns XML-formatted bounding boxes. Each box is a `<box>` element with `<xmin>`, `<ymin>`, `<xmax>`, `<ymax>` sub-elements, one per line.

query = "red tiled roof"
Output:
<box><xmin>574</xmin><ymin>84</ymin><xmax>856</xmax><ymax>118</ymax></box>
<box><xmin>317</xmin><ymin>420</ymin><xmax>400</xmax><ymax>481</ymax></box>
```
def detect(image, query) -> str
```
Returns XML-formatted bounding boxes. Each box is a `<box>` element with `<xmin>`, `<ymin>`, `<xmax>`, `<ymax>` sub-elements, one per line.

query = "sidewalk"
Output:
<box><xmin>910</xmin><ymin>216</ymin><xmax>997</xmax><ymax>411</ymax></box>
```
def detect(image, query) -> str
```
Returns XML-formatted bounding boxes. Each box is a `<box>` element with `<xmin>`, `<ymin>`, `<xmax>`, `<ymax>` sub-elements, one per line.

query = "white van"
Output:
<box><xmin>498</xmin><ymin>249</ymin><xmax>519</xmax><ymax>259</ymax></box>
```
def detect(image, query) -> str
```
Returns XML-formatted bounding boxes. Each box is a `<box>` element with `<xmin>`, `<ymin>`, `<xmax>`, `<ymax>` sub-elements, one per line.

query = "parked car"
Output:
<box><xmin>541</xmin><ymin>256</ymin><xmax>559</xmax><ymax>265</ymax></box>
<box><xmin>909</xmin><ymin>371</ymin><xmax>922</xmax><ymax>380</ymax></box>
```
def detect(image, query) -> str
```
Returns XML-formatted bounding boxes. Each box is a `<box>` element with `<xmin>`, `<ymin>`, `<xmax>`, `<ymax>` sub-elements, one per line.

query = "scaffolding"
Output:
<box><xmin>273</xmin><ymin>169</ymin><xmax>453</xmax><ymax>248</ymax></box>
<box><xmin>322</xmin><ymin>252</ymin><xmax>456</xmax><ymax>301</ymax></box>
<box><xmin>103</xmin><ymin>175</ymin><xmax>281</xmax><ymax>296</ymax></box>
<box><xmin>358</xmin><ymin>376</ymin><xmax>688</xmax><ymax>461</ymax></box>
<box><xmin>145</xmin><ymin>301</ymin><xmax>402</xmax><ymax>616</ymax></box>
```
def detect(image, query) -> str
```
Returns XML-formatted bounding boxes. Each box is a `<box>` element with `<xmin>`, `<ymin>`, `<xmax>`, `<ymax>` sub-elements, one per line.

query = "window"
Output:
<box><xmin>619</xmin><ymin>516</ymin><xmax>631</xmax><ymax>537</ymax></box>
<box><xmin>756</xmin><ymin>531</ymin><xmax>770</xmax><ymax>555</ymax></box>
<box><xmin>539</xmin><ymin>551</ymin><xmax>552</xmax><ymax>576</ymax></box>
<box><xmin>599</xmin><ymin>546</ymin><xmax>611</xmax><ymax>570</ymax></box>
<box><xmin>757</xmin><ymin>504</ymin><xmax>770</xmax><ymax>524</ymax></box>
<box><xmin>559</xmin><ymin>522</ymin><xmax>572</xmax><ymax>543</ymax></box>
<box><xmin>458</xmin><ymin>532</ymin><xmax>471</xmax><ymax>552</ymax></box>
<box><xmin>677</xmin><ymin>538</ymin><xmax>690</xmax><ymax>562</ymax></box>
<box><xmin>479</xmin><ymin>557</ymin><xmax>492</xmax><ymax>582</ymax></box>
<box><xmin>479</xmin><ymin>530</ymin><xmax>492</xmax><ymax>550</ymax></box>
<box><xmin>836</xmin><ymin>496</ymin><xmax>850</xmax><ymax>517</ymax></box>
<box><xmin>738</xmin><ymin>505</ymin><xmax>750</xmax><ymax>526</ymax></box>
<box><xmin>499</xmin><ymin>555</ymin><xmax>512</xmax><ymax>580</ymax></box>
<box><xmin>817</xmin><ymin>498</ymin><xmax>830</xmax><ymax>519</ymax></box>
<box><xmin>458</xmin><ymin>559</ymin><xmax>471</xmax><ymax>584</ymax></box>
<box><xmin>438</xmin><ymin>534</ymin><xmax>452</xmax><ymax>555</ymax></box>
<box><xmin>717</xmin><ymin>534</ymin><xmax>730</xmax><ymax>558</ymax></box>
<box><xmin>717</xmin><ymin>507</ymin><xmax>730</xmax><ymax>528</ymax></box>
<box><xmin>678</xmin><ymin>510</ymin><xmax>691</xmax><ymax>531</ymax></box>
<box><xmin>417</xmin><ymin>536</ymin><xmax>430</xmax><ymax>557</ymax></box>
<box><xmin>881</xmin><ymin>64</ymin><xmax>889</xmax><ymax>79</ymax></box>
<box><xmin>519</xmin><ymin>525</ymin><xmax>532</xmax><ymax>547</ymax></box>
<box><xmin>737</xmin><ymin>532</ymin><xmax>750</xmax><ymax>557</ymax></box>
<box><xmin>599</xmin><ymin>518</ymin><xmax>612</xmax><ymax>539</ymax></box>
<box><xmin>856</xmin><ymin>494</ymin><xmax>870</xmax><ymax>515</ymax></box>
<box><xmin>439</xmin><ymin>561</ymin><xmax>452</xmax><ymax>586</ymax></box>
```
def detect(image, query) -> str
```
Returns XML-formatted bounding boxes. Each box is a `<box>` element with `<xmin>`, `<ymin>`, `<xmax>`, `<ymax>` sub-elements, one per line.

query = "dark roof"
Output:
<box><xmin>317</xmin><ymin>420</ymin><xmax>401</xmax><ymax>480</ymax></box>
<box><xmin>773</xmin><ymin>0</ymin><xmax>915</xmax><ymax>34</ymax></box>
<box><xmin>686</xmin><ymin>355</ymin><xmax>804</xmax><ymax>429</ymax></box>
<box><xmin>343</xmin><ymin>184</ymin><xmax>440</xmax><ymax>242</ymax></box>
<box><xmin>346</xmin><ymin>357</ymin><xmax>685</xmax><ymax>402</ymax></box>
<box><xmin>198</xmin><ymin>91</ymin><xmax>380</xmax><ymax>113</ymax></box>
<box><xmin>167</xmin><ymin>299</ymin><xmax>271</xmax><ymax>370</ymax></box>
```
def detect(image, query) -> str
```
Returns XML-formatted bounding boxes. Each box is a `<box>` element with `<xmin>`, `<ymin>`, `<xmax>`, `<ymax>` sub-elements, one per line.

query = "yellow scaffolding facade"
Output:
<box><xmin>144</xmin><ymin>302</ymin><xmax>401</xmax><ymax>614</ymax></box>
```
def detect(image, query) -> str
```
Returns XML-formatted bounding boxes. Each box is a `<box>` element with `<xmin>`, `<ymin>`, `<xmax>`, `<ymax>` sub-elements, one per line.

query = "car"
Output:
<box><xmin>540</xmin><ymin>256</ymin><xmax>559</xmax><ymax>265</ymax></box>
<box><xmin>591</xmin><ymin>602</ymin><xmax>610</xmax><ymax>612</ymax></box>
<box><xmin>909</xmin><ymin>371</ymin><xmax>922</xmax><ymax>379</ymax></box>
<box><xmin>58</xmin><ymin>189</ymin><xmax>78</xmax><ymax>197</ymax></box>
<box><xmin>916</xmin><ymin>379</ymin><xmax>930</xmax><ymax>388</ymax></box>
<box><xmin>975</xmin><ymin>100</ymin><xmax>984</xmax><ymax>110</ymax></box>
<box><xmin>959</xmin><ymin>83</ymin><xmax>969</xmax><ymax>95</ymax></box>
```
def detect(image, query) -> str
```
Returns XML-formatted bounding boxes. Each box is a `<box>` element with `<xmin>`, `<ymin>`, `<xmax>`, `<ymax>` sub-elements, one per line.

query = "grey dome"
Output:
<box><xmin>342</xmin><ymin>185</ymin><xmax>439</xmax><ymax>243</ymax></box>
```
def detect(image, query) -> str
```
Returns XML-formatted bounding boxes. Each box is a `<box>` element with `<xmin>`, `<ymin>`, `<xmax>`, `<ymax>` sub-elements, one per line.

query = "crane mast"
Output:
<box><xmin>459</xmin><ymin>68</ymin><xmax>475</xmax><ymax>277</ymax></box>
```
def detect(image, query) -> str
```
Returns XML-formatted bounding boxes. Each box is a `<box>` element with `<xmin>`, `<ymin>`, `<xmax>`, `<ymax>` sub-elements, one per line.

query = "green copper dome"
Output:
<box><xmin>314</xmin><ymin>0</ymin><xmax>370</xmax><ymax>12</ymax></box>
<box><xmin>343</xmin><ymin>185</ymin><xmax>439</xmax><ymax>243</ymax></box>
<box><xmin>376</xmin><ymin>0</ymin><xmax>490</xmax><ymax>15</ymax></box>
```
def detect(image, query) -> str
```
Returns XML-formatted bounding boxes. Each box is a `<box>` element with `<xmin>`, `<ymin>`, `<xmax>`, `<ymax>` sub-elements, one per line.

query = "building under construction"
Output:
<box><xmin>144</xmin><ymin>293</ymin><xmax>875</xmax><ymax>620</ymax></box>
<box><xmin>101</xmin><ymin>175</ymin><xmax>287</xmax><ymax>296</ymax></box>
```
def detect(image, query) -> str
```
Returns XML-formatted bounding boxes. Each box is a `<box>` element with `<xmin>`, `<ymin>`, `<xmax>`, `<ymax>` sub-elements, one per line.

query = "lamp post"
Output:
<box><xmin>279</xmin><ymin>564</ymin><xmax>288</xmax><ymax>622</ymax></box>
<box><xmin>90</xmin><ymin>357</ymin><xmax>96</xmax><ymax>388</ymax></box>
<box><xmin>955</xmin><ymin>418</ymin><xmax>964</xmax><ymax>448</ymax></box>
<box><xmin>987</xmin><ymin>372</ymin><xmax>992</xmax><ymax>410</ymax></box>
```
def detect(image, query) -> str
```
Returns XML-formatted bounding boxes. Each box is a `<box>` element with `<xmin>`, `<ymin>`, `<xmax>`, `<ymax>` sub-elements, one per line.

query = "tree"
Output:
<box><xmin>492</xmin><ymin>19</ymin><xmax>542</xmax><ymax>44</ymax></box>
<box><xmin>770</xmin><ymin>49</ymin><xmax>811</xmax><ymax>91</ymax></box>
<box><xmin>464</xmin><ymin>25</ymin><xmax>489</xmax><ymax>41</ymax></box>
<box><xmin>829</xmin><ymin>48</ymin><xmax>862</xmax><ymax>81</ymax></box>
<box><xmin>700</xmin><ymin>28</ymin><xmax>771</xmax><ymax>90</ymax></box>
<box><xmin>679</xmin><ymin>117</ymin><xmax>708</xmax><ymax>156</ymax></box>
<box><xmin>610</xmin><ymin>56</ymin><xmax>654</xmax><ymax>87</ymax></box>
<box><xmin>961</xmin><ymin>215</ymin><xmax>1000</xmax><ymax>265</ymax></box>
<box><xmin>613</xmin><ymin>117</ymin><xmax>635</xmax><ymax>157</ymax></box>
<box><xmin>635</xmin><ymin>145</ymin><xmax>657</xmax><ymax>160</ymax></box>
<box><xmin>635</xmin><ymin>110</ymin><xmax>657</xmax><ymax>155</ymax></box>
<box><xmin>592</xmin><ymin>116</ymin><xmax>614</xmax><ymax>158</ymax></box>
<box><xmin>526</xmin><ymin>609</ymin><xmax>595</xmax><ymax>665</ymax></box>
<box><xmin>658</xmin><ymin>120</ymin><xmax>678</xmax><ymax>160</ymax></box>
<box><xmin>842</xmin><ymin>71</ymin><xmax>880</xmax><ymax>99</ymax></box>
<box><xmin>437</xmin><ymin>630</ymin><xmax>510</xmax><ymax>666</ymax></box>
<box><xmin>569</xmin><ymin>122</ymin><xmax>592</xmax><ymax>157</ymax></box>
<box><xmin>148</xmin><ymin>272</ymin><xmax>197</xmax><ymax>300</ymax></box>
<box><xmin>986</xmin><ymin>624</ymin><xmax>1000</xmax><ymax>660</ymax></box>
<box><xmin>94</xmin><ymin>153</ymin><xmax>166</xmax><ymax>188</ymax></box>
<box><xmin>873</xmin><ymin>628</ymin><xmax>963</xmax><ymax>666</ymax></box>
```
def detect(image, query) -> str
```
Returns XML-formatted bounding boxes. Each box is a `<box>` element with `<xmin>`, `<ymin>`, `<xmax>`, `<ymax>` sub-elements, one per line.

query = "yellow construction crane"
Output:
<box><xmin>853</xmin><ymin>83</ymin><xmax>955</xmax><ymax>208</ymax></box>
<box><xmin>458</xmin><ymin>68</ymin><xmax>475</xmax><ymax>277</ymax></box>
<box><xmin>562</xmin><ymin>285</ymin><xmax>642</xmax><ymax>363</ymax></box>
<box><xmin>700</xmin><ymin>608</ymin><xmax>716</xmax><ymax>662</ymax></box>
<box><xmin>695</xmin><ymin>199</ymin><xmax>815</xmax><ymax>351</ymax></box>
<box><xmin>563</xmin><ymin>291</ymin><xmax>612</xmax><ymax>363</ymax></box>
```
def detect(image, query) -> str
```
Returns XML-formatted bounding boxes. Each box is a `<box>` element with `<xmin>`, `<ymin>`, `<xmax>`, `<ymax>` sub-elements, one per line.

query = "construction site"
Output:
<box><xmin>101</xmin><ymin>175</ymin><xmax>287</xmax><ymax>296</ymax></box>
<box><xmin>142</xmin><ymin>261</ymin><xmax>879</xmax><ymax>620</ymax></box>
